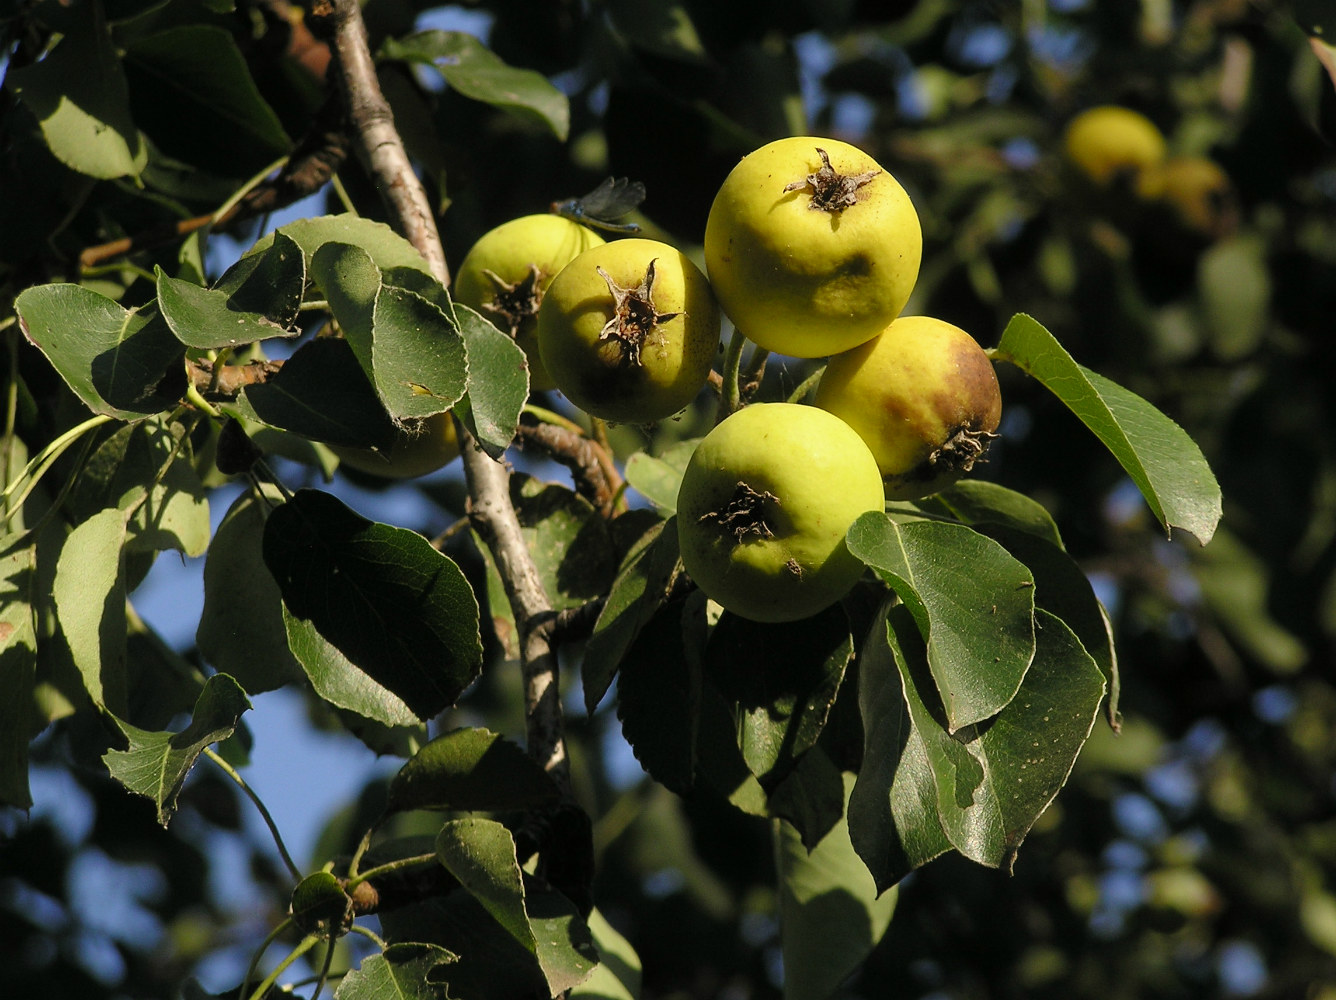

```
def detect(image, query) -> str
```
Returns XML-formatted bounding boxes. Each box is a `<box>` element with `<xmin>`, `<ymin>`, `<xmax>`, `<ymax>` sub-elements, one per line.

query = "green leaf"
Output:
<box><xmin>213</xmin><ymin>230</ymin><xmax>307</xmax><ymax>328</ymax></box>
<box><xmin>103</xmin><ymin>673</ymin><xmax>250</xmax><ymax>826</ymax></box>
<box><xmin>919</xmin><ymin>479</ymin><xmax>1063</xmax><ymax>548</ymax></box>
<box><xmin>290</xmin><ymin>870</ymin><xmax>352</xmax><ymax>934</ymax></box>
<box><xmin>776</xmin><ymin>772</ymin><xmax>898</xmax><ymax>1000</ymax></box>
<box><xmin>261</xmin><ymin>214</ymin><xmax>434</xmax><ymax>275</ymax></box>
<box><xmin>890</xmin><ymin>604</ymin><xmax>1105</xmax><ymax>873</ymax></box>
<box><xmin>705</xmin><ymin>604</ymin><xmax>853</xmax><ymax>789</ymax></box>
<box><xmin>155</xmin><ymin>266</ymin><xmax>294</xmax><ymax>350</ymax></box>
<box><xmin>122</xmin><ymin>25</ymin><xmax>291</xmax><ymax>177</ymax></box>
<box><xmin>8</xmin><ymin>11</ymin><xmax>146</xmax><ymax>178</ymax></box>
<box><xmin>623</xmin><ymin>440</ymin><xmax>699</xmax><ymax>513</ymax></box>
<box><xmin>234</xmin><ymin>337</ymin><xmax>401</xmax><ymax>451</ymax></box>
<box><xmin>196</xmin><ymin>486</ymin><xmax>304</xmax><ymax>695</ymax></box>
<box><xmin>263</xmin><ymin>489</ymin><xmax>483</xmax><ymax>723</ymax></box>
<box><xmin>310</xmin><ymin>243</ymin><xmax>468</xmax><ymax>422</ymax></box>
<box><xmin>53</xmin><ymin>508</ymin><xmax>129</xmax><ymax>717</ymax></box>
<box><xmin>334</xmin><ymin>942</ymin><xmax>458</xmax><ymax>1000</ymax></box>
<box><xmin>995</xmin><ymin>313</ymin><xmax>1222</xmax><ymax>544</ymax></box>
<box><xmin>67</xmin><ymin>417</ymin><xmax>210</xmax><ymax>557</ymax></box>
<box><xmin>848</xmin><ymin>600</ymin><xmax>953</xmax><ymax>895</ymax></box>
<box><xmin>381</xmin><ymin>31</ymin><xmax>570</xmax><ymax>140</ymax></box>
<box><xmin>509</xmin><ymin>475</ymin><xmax>619</xmax><ymax>611</ymax></box>
<box><xmin>606</xmin><ymin>0</ymin><xmax>710</xmax><ymax>62</ymax></box>
<box><xmin>435</xmin><ymin>817</ymin><xmax>597</xmax><ymax>996</ymax></box>
<box><xmin>16</xmin><ymin>286</ymin><xmax>186</xmax><ymax>419</ymax></box>
<box><xmin>582</xmin><ymin>518</ymin><xmax>681</xmax><ymax>713</ymax></box>
<box><xmin>979</xmin><ymin>525</ymin><xmax>1120</xmax><ymax>727</ymax></box>
<box><xmin>616</xmin><ymin>595</ymin><xmax>707</xmax><ymax>796</ymax></box>
<box><xmin>847</xmin><ymin>513</ymin><xmax>1036</xmax><ymax>732</ymax></box>
<box><xmin>0</xmin><ymin>532</ymin><xmax>39</xmax><ymax>808</ymax></box>
<box><xmin>765</xmin><ymin>743</ymin><xmax>848</xmax><ymax>851</ymax></box>
<box><xmin>453</xmin><ymin>304</ymin><xmax>528</xmax><ymax>459</ymax></box>
<box><xmin>385</xmin><ymin>727</ymin><xmax>561</xmax><ymax>814</ymax></box>
<box><xmin>571</xmin><ymin>908</ymin><xmax>642</xmax><ymax>1000</ymax></box>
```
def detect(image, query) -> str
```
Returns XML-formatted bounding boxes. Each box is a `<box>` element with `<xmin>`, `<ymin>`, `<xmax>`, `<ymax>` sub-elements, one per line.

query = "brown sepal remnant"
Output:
<box><xmin>928</xmin><ymin>426</ymin><xmax>1000</xmax><ymax>475</ymax></box>
<box><xmin>699</xmin><ymin>482</ymin><xmax>779</xmax><ymax>541</ymax></box>
<box><xmin>481</xmin><ymin>263</ymin><xmax>544</xmax><ymax>337</ymax></box>
<box><xmin>596</xmin><ymin>259</ymin><xmax>682</xmax><ymax>366</ymax></box>
<box><xmin>784</xmin><ymin>147</ymin><xmax>880</xmax><ymax>212</ymax></box>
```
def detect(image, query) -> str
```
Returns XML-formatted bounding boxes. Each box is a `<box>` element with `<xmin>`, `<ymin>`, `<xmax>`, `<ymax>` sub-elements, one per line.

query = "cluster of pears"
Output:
<box><xmin>344</xmin><ymin>137</ymin><xmax>1004</xmax><ymax>624</ymax></box>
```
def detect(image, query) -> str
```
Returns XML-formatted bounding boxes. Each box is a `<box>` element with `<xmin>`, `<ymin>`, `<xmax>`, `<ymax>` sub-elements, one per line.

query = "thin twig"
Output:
<box><xmin>321</xmin><ymin>0</ymin><xmax>568</xmax><ymax>787</ymax></box>
<box><xmin>204</xmin><ymin>747</ymin><xmax>303</xmax><ymax>881</ymax></box>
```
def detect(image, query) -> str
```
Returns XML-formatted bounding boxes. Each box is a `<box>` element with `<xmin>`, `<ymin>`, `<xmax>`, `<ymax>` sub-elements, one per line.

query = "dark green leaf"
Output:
<box><xmin>848</xmin><ymin>600</ymin><xmax>953</xmax><ymax>895</ymax></box>
<box><xmin>155</xmin><ymin>266</ymin><xmax>293</xmax><ymax>350</ymax></box>
<box><xmin>705</xmin><ymin>604</ymin><xmax>853</xmax><ymax>788</ymax></box>
<box><xmin>16</xmin><ymin>286</ymin><xmax>186</xmax><ymax>419</ymax></box>
<box><xmin>616</xmin><ymin>595</ymin><xmax>707</xmax><ymax>796</ymax></box>
<box><xmin>847</xmin><ymin>513</ymin><xmax>1036</xmax><ymax>731</ymax></box>
<box><xmin>777</xmin><ymin>771</ymin><xmax>898</xmax><ymax>1000</ymax></box>
<box><xmin>103</xmin><ymin>673</ymin><xmax>250</xmax><ymax>826</ymax></box>
<box><xmin>381</xmin><ymin>31</ymin><xmax>570</xmax><ymax>140</ymax></box>
<box><xmin>290</xmin><ymin>870</ymin><xmax>351</xmax><ymax>933</ymax></box>
<box><xmin>0</xmin><ymin>532</ymin><xmax>38</xmax><ymax>808</ymax></box>
<box><xmin>890</xmin><ymin>604</ymin><xmax>1105</xmax><ymax>873</ymax></box>
<box><xmin>435</xmin><ymin>817</ymin><xmax>597</xmax><ymax>995</ymax></box>
<box><xmin>765</xmin><ymin>744</ymin><xmax>847</xmax><ymax>851</ymax></box>
<box><xmin>196</xmin><ymin>486</ymin><xmax>303</xmax><ymax>695</ymax></box>
<box><xmin>583</xmin><ymin>517</ymin><xmax>681</xmax><ymax>713</ymax></box>
<box><xmin>509</xmin><ymin>475</ymin><xmax>619</xmax><ymax>611</ymax></box>
<box><xmin>8</xmin><ymin>12</ymin><xmax>145</xmax><ymax>178</ymax></box>
<box><xmin>919</xmin><ymin>480</ymin><xmax>1063</xmax><ymax>548</ymax></box>
<box><xmin>334</xmin><ymin>942</ymin><xmax>458</xmax><ymax>1000</ymax></box>
<box><xmin>606</xmin><ymin>0</ymin><xmax>710</xmax><ymax>62</ymax></box>
<box><xmin>995</xmin><ymin>313</ymin><xmax>1222</xmax><ymax>545</ymax></box>
<box><xmin>1294</xmin><ymin>0</ymin><xmax>1336</xmax><ymax>38</ymax></box>
<box><xmin>263</xmin><ymin>489</ymin><xmax>483</xmax><ymax>723</ymax></box>
<box><xmin>623</xmin><ymin>440</ymin><xmax>699</xmax><ymax>513</ymax></box>
<box><xmin>235</xmin><ymin>337</ymin><xmax>401</xmax><ymax>450</ymax></box>
<box><xmin>53</xmin><ymin>508</ymin><xmax>129</xmax><ymax>716</ymax></box>
<box><xmin>453</xmin><ymin>304</ymin><xmax>528</xmax><ymax>459</ymax></box>
<box><xmin>213</xmin><ymin>230</ymin><xmax>306</xmax><ymax>328</ymax></box>
<box><xmin>311</xmin><ymin>243</ymin><xmax>468</xmax><ymax>421</ymax></box>
<box><xmin>980</xmin><ymin>525</ymin><xmax>1120</xmax><ymax>727</ymax></box>
<box><xmin>122</xmin><ymin>25</ymin><xmax>291</xmax><ymax>177</ymax></box>
<box><xmin>385</xmin><ymin>727</ymin><xmax>561</xmax><ymax>814</ymax></box>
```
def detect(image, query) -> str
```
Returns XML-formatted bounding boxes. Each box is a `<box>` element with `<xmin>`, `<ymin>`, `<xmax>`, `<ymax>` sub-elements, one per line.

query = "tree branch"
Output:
<box><xmin>320</xmin><ymin>0</ymin><xmax>568</xmax><ymax>786</ymax></box>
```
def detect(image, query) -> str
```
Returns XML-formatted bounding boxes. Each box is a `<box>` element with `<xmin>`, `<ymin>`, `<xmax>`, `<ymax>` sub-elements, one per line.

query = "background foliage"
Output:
<box><xmin>2</xmin><ymin>0</ymin><xmax>1335</xmax><ymax>998</ymax></box>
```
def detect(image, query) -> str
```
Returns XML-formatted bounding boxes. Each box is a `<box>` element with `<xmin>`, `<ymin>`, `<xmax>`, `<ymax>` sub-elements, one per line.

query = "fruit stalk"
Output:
<box><xmin>324</xmin><ymin>0</ymin><xmax>569</xmax><ymax>787</ymax></box>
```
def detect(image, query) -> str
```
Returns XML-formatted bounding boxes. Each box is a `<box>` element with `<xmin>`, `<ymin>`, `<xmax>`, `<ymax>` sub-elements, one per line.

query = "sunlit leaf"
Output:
<box><xmin>381</xmin><ymin>31</ymin><xmax>570</xmax><ymax>140</ymax></box>
<box><xmin>847</xmin><ymin>512</ymin><xmax>1036</xmax><ymax>731</ymax></box>
<box><xmin>623</xmin><ymin>440</ymin><xmax>698</xmax><ymax>513</ymax></box>
<box><xmin>310</xmin><ymin>243</ymin><xmax>468</xmax><ymax>422</ymax></box>
<box><xmin>995</xmin><ymin>313</ymin><xmax>1222</xmax><ymax>544</ymax></box>
<box><xmin>334</xmin><ymin>942</ymin><xmax>459</xmax><ymax>1000</ymax></box>
<box><xmin>8</xmin><ymin>12</ymin><xmax>145</xmax><ymax>178</ymax></box>
<box><xmin>452</xmin><ymin>304</ymin><xmax>528</xmax><ymax>459</ymax></box>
